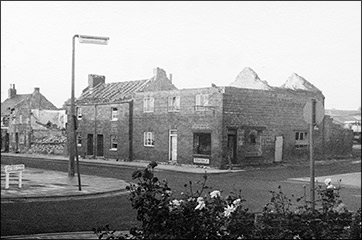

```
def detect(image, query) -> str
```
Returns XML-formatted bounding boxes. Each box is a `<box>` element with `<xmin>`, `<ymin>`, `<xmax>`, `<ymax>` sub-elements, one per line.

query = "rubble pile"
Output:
<box><xmin>29</xmin><ymin>135</ymin><xmax>67</xmax><ymax>155</ymax></box>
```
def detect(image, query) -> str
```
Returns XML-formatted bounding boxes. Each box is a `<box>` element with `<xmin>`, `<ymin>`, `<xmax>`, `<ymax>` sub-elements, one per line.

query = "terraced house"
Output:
<box><xmin>74</xmin><ymin>67</ymin><xmax>353</xmax><ymax>169</ymax></box>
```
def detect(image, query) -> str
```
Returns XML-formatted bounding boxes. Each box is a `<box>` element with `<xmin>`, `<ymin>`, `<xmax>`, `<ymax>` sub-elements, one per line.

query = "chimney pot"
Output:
<box><xmin>34</xmin><ymin>87</ymin><xmax>40</xmax><ymax>93</ymax></box>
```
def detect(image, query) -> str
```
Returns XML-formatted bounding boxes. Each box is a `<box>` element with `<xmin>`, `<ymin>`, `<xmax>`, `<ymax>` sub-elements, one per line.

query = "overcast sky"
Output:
<box><xmin>1</xmin><ymin>1</ymin><xmax>361</xmax><ymax>110</ymax></box>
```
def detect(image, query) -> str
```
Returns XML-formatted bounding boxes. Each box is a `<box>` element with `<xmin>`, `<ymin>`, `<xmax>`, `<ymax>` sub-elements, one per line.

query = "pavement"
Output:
<box><xmin>1</xmin><ymin>152</ymin><xmax>245</xmax><ymax>239</ymax></box>
<box><xmin>1</xmin><ymin>152</ymin><xmax>360</xmax><ymax>239</ymax></box>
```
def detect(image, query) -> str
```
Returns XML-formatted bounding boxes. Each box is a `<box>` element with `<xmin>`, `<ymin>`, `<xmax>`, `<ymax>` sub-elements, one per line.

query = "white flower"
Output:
<box><xmin>171</xmin><ymin>199</ymin><xmax>182</xmax><ymax>206</ymax></box>
<box><xmin>224</xmin><ymin>204</ymin><xmax>236</xmax><ymax>217</ymax></box>
<box><xmin>233</xmin><ymin>198</ymin><xmax>242</xmax><ymax>207</ymax></box>
<box><xmin>324</xmin><ymin>178</ymin><xmax>332</xmax><ymax>186</ymax></box>
<box><xmin>197</xmin><ymin>197</ymin><xmax>204</xmax><ymax>203</ymax></box>
<box><xmin>327</xmin><ymin>184</ymin><xmax>335</xmax><ymax>189</ymax></box>
<box><xmin>210</xmin><ymin>190</ymin><xmax>221</xmax><ymax>198</ymax></box>
<box><xmin>169</xmin><ymin>199</ymin><xmax>183</xmax><ymax>211</ymax></box>
<box><xmin>195</xmin><ymin>201</ymin><xmax>206</xmax><ymax>210</ymax></box>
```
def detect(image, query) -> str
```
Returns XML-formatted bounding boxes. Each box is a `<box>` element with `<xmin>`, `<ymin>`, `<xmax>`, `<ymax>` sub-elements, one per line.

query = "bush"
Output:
<box><xmin>94</xmin><ymin>163</ymin><xmax>362</xmax><ymax>239</ymax></box>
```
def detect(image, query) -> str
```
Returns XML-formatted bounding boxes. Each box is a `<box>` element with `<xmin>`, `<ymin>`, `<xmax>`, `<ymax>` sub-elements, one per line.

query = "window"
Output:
<box><xmin>19</xmin><ymin>115</ymin><xmax>23</xmax><ymax>124</ymax></box>
<box><xmin>19</xmin><ymin>134</ymin><xmax>25</xmax><ymax>144</ymax></box>
<box><xmin>244</xmin><ymin>129</ymin><xmax>263</xmax><ymax>157</ymax></box>
<box><xmin>193</xmin><ymin>132</ymin><xmax>211</xmax><ymax>155</ymax></box>
<box><xmin>77</xmin><ymin>135</ymin><xmax>82</xmax><ymax>147</ymax></box>
<box><xmin>144</xmin><ymin>132</ymin><xmax>154</xmax><ymax>147</ymax></box>
<box><xmin>248</xmin><ymin>130</ymin><xmax>257</xmax><ymax>145</ymax></box>
<box><xmin>168</xmin><ymin>96</ymin><xmax>180</xmax><ymax>112</ymax></box>
<box><xmin>295</xmin><ymin>131</ymin><xmax>309</xmax><ymax>149</ymax></box>
<box><xmin>110</xmin><ymin>135</ymin><xmax>118</xmax><ymax>150</ymax></box>
<box><xmin>143</xmin><ymin>97</ymin><xmax>154</xmax><ymax>112</ymax></box>
<box><xmin>111</xmin><ymin>107</ymin><xmax>118</xmax><ymax>121</ymax></box>
<box><xmin>195</xmin><ymin>94</ymin><xmax>209</xmax><ymax>111</ymax></box>
<box><xmin>76</xmin><ymin>107</ymin><xmax>82</xmax><ymax>120</ymax></box>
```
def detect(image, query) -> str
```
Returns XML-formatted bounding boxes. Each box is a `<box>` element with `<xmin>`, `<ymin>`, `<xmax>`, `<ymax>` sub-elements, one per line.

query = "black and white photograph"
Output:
<box><xmin>1</xmin><ymin>1</ymin><xmax>361</xmax><ymax>239</ymax></box>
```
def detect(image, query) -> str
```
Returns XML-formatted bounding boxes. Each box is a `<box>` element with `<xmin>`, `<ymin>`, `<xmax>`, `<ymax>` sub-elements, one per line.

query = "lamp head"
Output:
<box><xmin>78</xmin><ymin>35</ymin><xmax>109</xmax><ymax>45</ymax></box>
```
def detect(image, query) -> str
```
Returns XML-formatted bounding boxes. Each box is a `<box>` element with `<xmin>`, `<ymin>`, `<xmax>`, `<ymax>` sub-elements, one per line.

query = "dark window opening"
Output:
<box><xmin>193</xmin><ymin>133</ymin><xmax>211</xmax><ymax>155</ymax></box>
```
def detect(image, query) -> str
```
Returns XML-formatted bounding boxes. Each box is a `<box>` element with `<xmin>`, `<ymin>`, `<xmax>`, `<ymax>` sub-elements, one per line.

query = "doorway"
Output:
<box><xmin>96</xmin><ymin>134</ymin><xmax>104</xmax><ymax>156</ymax></box>
<box><xmin>169</xmin><ymin>130</ymin><xmax>177</xmax><ymax>162</ymax></box>
<box><xmin>227</xmin><ymin>129</ymin><xmax>237</xmax><ymax>164</ymax></box>
<box><xmin>15</xmin><ymin>132</ymin><xmax>19</xmax><ymax>152</ymax></box>
<box><xmin>275</xmin><ymin>136</ymin><xmax>283</xmax><ymax>162</ymax></box>
<box><xmin>87</xmin><ymin>134</ymin><xmax>93</xmax><ymax>155</ymax></box>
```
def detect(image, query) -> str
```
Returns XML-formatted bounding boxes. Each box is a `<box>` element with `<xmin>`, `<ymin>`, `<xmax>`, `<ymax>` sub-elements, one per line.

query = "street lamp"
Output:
<box><xmin>69</xmin><ymin>34</ymin><xmax>109</xmax><ymax>179</ymax></box>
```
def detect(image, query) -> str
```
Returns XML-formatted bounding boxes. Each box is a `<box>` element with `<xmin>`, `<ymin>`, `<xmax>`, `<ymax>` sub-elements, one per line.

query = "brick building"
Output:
<box><xmin>74</xmin><ymin>67</ymin><xmax>353</xmax><ymax>169</ymax></box>
<box><xmin>1</xmin><ymin>84</ymin><xmax>60</xmax><ymax>153</ymax></box>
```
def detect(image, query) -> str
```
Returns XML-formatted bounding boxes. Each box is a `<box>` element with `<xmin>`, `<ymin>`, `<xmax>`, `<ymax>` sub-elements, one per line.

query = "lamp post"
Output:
<box><xmin>69</xmin><ymin>34</ymin><xmax>109</xmax><ymax>178</ymax></box>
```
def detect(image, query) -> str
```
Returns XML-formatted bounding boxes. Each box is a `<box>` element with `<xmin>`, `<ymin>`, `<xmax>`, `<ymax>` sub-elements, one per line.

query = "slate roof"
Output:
<box><xmin>76</xmin><ymin>79</ymin><xmax>150</xmax><ymax>104</ymax></box>
<box><xmin>1</xmin><ymin>94</ymin><xmax>31</xmax><ymax>116</ymax></box>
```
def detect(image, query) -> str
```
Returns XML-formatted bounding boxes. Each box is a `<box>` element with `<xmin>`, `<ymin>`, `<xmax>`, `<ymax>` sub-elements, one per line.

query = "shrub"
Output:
<box><xmin>94</xmin><ymin>164</ymin><xmax>361</xmax><ymax>239</ymax></box>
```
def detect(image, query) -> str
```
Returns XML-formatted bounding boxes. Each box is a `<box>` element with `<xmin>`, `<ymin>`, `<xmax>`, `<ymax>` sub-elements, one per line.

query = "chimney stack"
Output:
<box><xmin>34</xmin><ymin>87</ymin><xmax>40</xmax><ymax>93</ymax></box>
<box><xmin>88</xmin><ymin>74</ymin><xmax>105</xmax><ymax>89</ymax></box>
<box><xmin>169</xmin><ymin>74</ymin><xmax>173</xmax><ymax>83</ymax></box>
<box><xmin>8</xmin><ymin>84</ymin><xmax>17</xmax><ymax>98</ymax></box>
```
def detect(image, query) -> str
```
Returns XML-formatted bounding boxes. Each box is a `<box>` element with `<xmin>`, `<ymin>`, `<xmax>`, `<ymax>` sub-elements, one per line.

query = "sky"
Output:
<box><xmin>1</xmin><ymin>1</ymin><xmax>361</xmax><ymax>110</ymax></box>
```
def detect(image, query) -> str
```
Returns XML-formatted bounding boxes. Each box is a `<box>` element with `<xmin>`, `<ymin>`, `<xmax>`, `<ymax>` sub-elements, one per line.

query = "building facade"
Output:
<box><xmin>74</xmin><ymin>67</ymin><xmax>353</xmax><ymax>169</ymax></box>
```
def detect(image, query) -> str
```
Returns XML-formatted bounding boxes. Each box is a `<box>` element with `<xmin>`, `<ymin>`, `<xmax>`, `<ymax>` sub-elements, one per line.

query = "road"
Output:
<box><xmin>1</xmin><ymin>155</ymin><xmax>361</xmax><ymax>236</ymax></box>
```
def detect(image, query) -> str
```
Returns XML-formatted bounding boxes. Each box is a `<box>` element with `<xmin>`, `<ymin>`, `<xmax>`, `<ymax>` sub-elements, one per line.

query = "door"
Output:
<box><xmin>4</xmin><ymin>133</ymin><xmax>9</xmax><ymax>152</ymax></box>
<box><xmin>275</xmin><ymin>136</ymin><xmax>283</xmax><ymax>162</ymax></box>
<box><xmin>227</xmin><ymin>133</ymin><xmax>237</xmax><ymax>164</ymax></box>
<box><xmin>96</xmin><ymin>134</ymin><xmax>104</xmax><ymax>156</ymax></box>
<box><xmin>87</xmin><ymin>134</ymin><xmax>93</xmax><ymax>155</ymax></box>
<box><xmin>15</xmin><ymin>132</ymin><xmax>19</xmax><ymax>152</ymax></box>
<box><xmin>169</xmin><ymin>130</ymin><xmax>177</xmax><ymax>161</ymax></box>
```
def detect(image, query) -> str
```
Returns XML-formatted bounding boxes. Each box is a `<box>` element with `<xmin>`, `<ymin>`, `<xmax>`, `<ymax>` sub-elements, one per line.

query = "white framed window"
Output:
<box><xmin>143</xmin><ymin>97</ymin><xmax>154</xmax><ymax>112</ymax></box>
<box><xmin>295</xmin><ymin>131</ymin><xmax>309</xmax><ymax>149</ymax></box>
<box><xmin>111</xmin><ymin>107</ymin><xmax>118</xmax><ymax>121</ymax></box>
<box><xmin>76</xmin><ymin>107</ymin><xmax>82</xmax><ymax>120</ymax></box>
<box><xmin>77</xmin><ymin>135</ymin><xmax>82</xmax><ymax>147</ymax></box>
<box><xmin>195</xmin><ymin>94</ymin><xmax>209</xmax><ymax>111</ymax></box>
<box><xmin>144</xmin><ymin>132</ymin><xmax>154</xmax><ymax>147</ymax></box>
<box><xmin>168</xmin><ymin>96</ymin><xmax>180</xmax><ymax>112</ymax></box>
<box><xmin>110</xmin><ymin>134</ymin><xmax>118</xmax><ymax>150</ymax></box>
